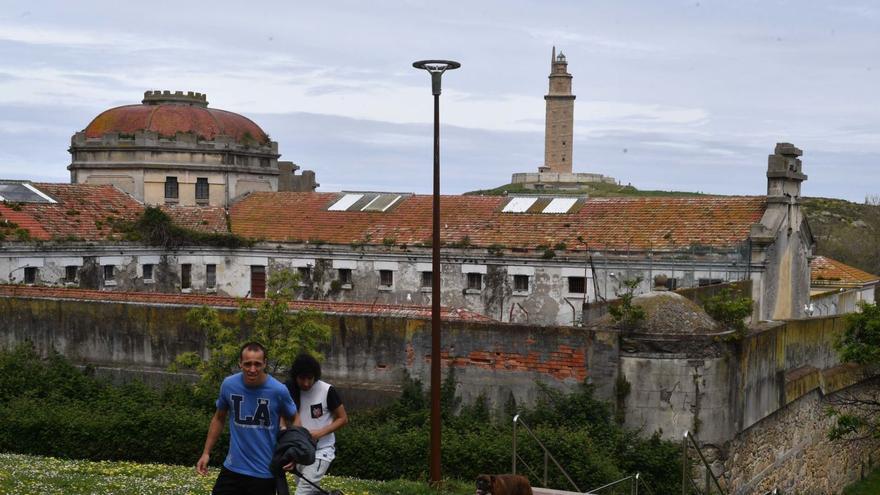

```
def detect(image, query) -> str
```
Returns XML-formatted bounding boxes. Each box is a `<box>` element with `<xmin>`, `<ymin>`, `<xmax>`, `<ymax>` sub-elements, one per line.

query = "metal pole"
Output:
<box><xmin>512</xmin><ymin>414</ymin><xmax>518</xmax><ymax>475</ymax></box>
<box><xmin>682</xmin><ymin>432</ymin><xmax>688</xmax><ymax>495</ymax></box>
<box><xmin>543</xmin><ymin>450</ymin><xmax>548</xmax><ymax>487</ymax></box>
<box><xmin>413</xmin><ymin>59</ymin><xmax>460</xmax><ymax>487</ymax></box>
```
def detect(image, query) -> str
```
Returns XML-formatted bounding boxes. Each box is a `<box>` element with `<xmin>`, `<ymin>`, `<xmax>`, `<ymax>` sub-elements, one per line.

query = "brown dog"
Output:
<box><xmin>475</xmin><ymin>474</ymin><xmax>533</xmax><ymax>495</ymax></box>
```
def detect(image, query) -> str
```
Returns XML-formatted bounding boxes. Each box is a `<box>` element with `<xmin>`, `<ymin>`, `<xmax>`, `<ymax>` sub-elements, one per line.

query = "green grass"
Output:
<box><xmin>0</xmin><ymin>452</ymin><xmax>472</xmax><ymax>495</ymax></box>
<box><xmin>844</xmin><ymin>466</ymin><xmax>880</xmax><ymax>495</ymax></box>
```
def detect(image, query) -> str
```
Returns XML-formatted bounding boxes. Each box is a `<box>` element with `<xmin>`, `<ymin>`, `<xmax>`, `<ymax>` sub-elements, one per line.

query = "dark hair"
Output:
<box><xmin>239</xmin><ymin>342</ymin><xmax>268</xmax><ymax>361</ymax></box>
<box><xmin>289</xmin><ymin>353</ymin><xmax>321</xmax><ymax>381</ymax></box>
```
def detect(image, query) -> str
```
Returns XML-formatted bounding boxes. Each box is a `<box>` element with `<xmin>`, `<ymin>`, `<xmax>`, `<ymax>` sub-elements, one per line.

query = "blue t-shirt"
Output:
<box><xmin>216</xmin><ymin>373</ymin><xmax>297</xmax><ymax>478</ymax></box>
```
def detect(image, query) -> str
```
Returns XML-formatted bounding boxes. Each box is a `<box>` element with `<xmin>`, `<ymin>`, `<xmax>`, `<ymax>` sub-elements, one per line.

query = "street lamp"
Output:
<box><xmin>412</xmin><ymin>59</ymin><xmax>460</xmax><ymax>486</ymax></box>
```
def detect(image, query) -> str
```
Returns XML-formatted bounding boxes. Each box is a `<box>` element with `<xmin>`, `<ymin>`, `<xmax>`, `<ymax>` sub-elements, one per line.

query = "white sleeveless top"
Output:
<box><xmin>298</xmin><ymin>380</ymin><xmax>336</xmax><ymax>454</ymax></box>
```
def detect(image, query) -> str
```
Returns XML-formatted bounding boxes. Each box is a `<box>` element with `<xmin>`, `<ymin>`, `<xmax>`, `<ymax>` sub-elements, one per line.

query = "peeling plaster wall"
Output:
<box><xmin>0</xmin><ymin>242</ymin><xmax>758</xmax><ymax>327</ymax></box>
<box><xmin>622</xmin><ymin>352</ymin><xmax>736</xmax><ymax>444</ymax></box>
<box><xmin>0</xmin><ymin>294</ymin><xmax>616</xmax><ymax>409</ymax></box>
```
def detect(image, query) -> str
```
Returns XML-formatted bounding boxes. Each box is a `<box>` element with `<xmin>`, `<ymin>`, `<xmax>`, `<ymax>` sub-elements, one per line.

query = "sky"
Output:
<box><xmin>0</xmin><ymin>1</ymin><xmax>877</xmax><ymax>201</ymax></box>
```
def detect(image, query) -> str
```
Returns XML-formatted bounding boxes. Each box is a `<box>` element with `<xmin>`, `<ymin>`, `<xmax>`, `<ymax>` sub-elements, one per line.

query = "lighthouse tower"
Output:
<box><xmin>541</xmin><ymin>47</ymin><xmax>575</xmax><ymax>174</ymax></box>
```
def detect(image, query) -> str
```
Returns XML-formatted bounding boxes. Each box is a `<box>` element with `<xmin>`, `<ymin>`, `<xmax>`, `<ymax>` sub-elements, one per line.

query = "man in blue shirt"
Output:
<box><xmin>197</xmin><ymin>342</ymin><xmax>298</xmax><ymax>495</ymax></box>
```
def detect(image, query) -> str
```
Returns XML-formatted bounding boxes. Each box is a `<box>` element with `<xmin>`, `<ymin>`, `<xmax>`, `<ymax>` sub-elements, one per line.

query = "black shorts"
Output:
<box><xmin>212</xmin><ymin>466</ymin><xmax>276</xmax><ymax>495</ymax></box>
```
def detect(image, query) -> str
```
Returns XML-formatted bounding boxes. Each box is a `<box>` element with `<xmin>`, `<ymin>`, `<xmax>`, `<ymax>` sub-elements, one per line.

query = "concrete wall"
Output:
<box><xmin>0</xmin><ymin>293</ymin><xmax>617</xmax><ymax>409</ymax></box>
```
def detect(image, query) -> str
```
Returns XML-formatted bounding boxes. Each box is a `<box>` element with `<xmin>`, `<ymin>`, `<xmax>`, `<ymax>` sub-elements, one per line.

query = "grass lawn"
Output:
<box><xmin>0</xmin><ymin>453</ymin><xmax>472</xmax><ymax>495</ymax></box>
<box><xmin>844</xmin><ymin>466</ymin><xmax>880</xmax><ymax>495</ymax></box>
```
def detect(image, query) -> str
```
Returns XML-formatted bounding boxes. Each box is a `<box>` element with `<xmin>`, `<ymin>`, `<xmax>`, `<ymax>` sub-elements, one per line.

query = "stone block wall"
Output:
<box><xmin>722</xmin><ymin>380</ymin><xmax>880</xmax><ymax>494</ymax></box>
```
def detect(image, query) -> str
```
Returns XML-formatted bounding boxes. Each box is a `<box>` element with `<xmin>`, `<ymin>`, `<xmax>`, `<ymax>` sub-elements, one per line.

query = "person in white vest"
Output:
<box><xmin>286</xmin><ymin>353</ymin><xmax>349</xmax><ymax>495</ymax></box>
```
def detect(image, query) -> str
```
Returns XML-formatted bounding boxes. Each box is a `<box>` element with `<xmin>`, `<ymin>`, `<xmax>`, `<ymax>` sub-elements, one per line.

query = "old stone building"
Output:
<box><xmin>68</xmin><ymin>90</ymin><xmax>316</xmax><ymax>207</ymax></box>
<box><xmin>1</xmin><ymin>142</ymin><xmax>819</xmax><ymax>326</ymax></box>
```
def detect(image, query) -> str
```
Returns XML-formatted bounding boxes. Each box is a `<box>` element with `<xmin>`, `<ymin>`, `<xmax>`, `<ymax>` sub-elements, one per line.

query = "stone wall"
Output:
<box><xmin>0</xmin><ymin>292</ymin><xmax>617</xmax><ymax>409</ymax></box>
<box><xmin>723</xmin><ymin>379</ymin><xmax>880</xmax><ymax>494</ymax></box>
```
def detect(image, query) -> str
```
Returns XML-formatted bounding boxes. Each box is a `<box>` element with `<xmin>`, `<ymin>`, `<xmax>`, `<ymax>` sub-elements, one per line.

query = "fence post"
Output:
<box><xmin>682</xmin><ymin>432</ymin><xmax>689</xmax><ymax>495</ymax></box>
<box><xmin>544</xmin><ymin>450</ymin><xmax>549</xmax><ymax>487</ymax></box>
<box><xmin>512</xmin><ymin>414</ymin><xmax>518</xmax><ymax>475</ymax></box>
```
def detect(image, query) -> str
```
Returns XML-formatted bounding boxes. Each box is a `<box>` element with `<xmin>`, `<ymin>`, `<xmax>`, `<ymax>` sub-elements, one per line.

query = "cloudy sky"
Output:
<box><xmin>0</xmin><ymin>1</ymin><xmax>877</xmax><ymax>201</ymax></box>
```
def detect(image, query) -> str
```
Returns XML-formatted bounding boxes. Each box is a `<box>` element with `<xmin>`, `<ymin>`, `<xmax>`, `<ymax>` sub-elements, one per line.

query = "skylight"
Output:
<box><xmin>0</xmin><ymin>182</ymin><xmax>56</xmax><ymax>203</ymax></box>
<box><xmin>502</xmin><ymin>197</ymin><xmax>538</xmax><ymax>213</ymax></box>
<box><xmin>328</xmin><ymin>193</ymin><xmax>364</xmax><ymax>211</ymax></box>
<box><xmin>543</xmin><ymin>197</ymin><xmax>578</xmax><ymax>214</ymax></box>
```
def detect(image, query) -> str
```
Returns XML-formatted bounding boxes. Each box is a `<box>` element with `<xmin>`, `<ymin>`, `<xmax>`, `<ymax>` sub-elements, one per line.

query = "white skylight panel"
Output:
<box><xmin>543</xmin><ymin>197</ymin><xmax>578</xmax><ymax>214</ymax></box>
<box><xmin>502</xmin><ymin>197</ymin><xmax>538</xmax><ymax>213</ymax></box>
<box><xmin>328</xmin><ymin>194</ymin><xmax>364</xmax><ymax>211</ymax></box>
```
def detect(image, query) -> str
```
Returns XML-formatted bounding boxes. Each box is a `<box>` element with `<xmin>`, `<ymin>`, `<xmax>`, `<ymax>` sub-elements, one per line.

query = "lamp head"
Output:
<box><xmin>412</xmin><ymin>60</ymin><xmax>461</xmax><ymax>95</ymax></box>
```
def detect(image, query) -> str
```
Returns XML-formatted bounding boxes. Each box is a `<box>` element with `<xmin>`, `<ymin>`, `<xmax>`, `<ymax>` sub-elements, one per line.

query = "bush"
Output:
<box><xmin>0</xmin><ymin>344</ymin><xmax>681</xmax><ymax>492</ymax></box>
<box><xmin>0</xmin><ymin>343</ymin><xmax>223</xmax><ymax>466</ymax></box>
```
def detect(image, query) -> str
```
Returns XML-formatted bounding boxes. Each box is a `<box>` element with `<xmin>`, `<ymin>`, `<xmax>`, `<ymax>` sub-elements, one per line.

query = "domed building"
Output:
<box><xmin>68</xmin><ymin>90</ymin><xmax>316</xmax><ymax>207</ymax></box>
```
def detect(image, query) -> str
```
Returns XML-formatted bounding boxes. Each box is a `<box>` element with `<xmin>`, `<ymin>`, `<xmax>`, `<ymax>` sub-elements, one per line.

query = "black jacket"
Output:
<box><xmin>271</xmin><ymin>426</ymin><xmax>316</xmax><ymax>495</ymax></box>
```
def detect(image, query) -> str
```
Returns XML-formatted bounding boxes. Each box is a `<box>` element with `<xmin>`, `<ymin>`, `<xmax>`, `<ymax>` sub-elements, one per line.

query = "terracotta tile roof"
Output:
<box><xmin>810</xmin><ymin>256</ymin><xmax>879</xmax><ymax>287</ymax></box>
<box><xmin>84</xmin><ymin>103</ymin><xmax>269</xmax><ymax>144</ymax></box>
<box><xmin>3</xmin><ymin>184</ymin><xmax>143</xmax><ymax>241</ymax></box>
<box><xmin>161</xmin><ymin>206</ymin><xmax>229</xmax><ymax>233</ymax></box>
<box><xmin>0</xmin><ymin>284</ymin><xmax>495</xmax><ymax>322</ymax></box>
<box><xmin>230</xmin><ymin>192</ymin><xmax>766</xmax><ymax>251</ymax></box>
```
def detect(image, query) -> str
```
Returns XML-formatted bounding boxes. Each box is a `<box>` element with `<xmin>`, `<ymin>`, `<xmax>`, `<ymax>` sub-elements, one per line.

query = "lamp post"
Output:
<box><xmin>412</xmin><ymin>59</ymin><xmax>460</xmax><ymax>486</ymax></box>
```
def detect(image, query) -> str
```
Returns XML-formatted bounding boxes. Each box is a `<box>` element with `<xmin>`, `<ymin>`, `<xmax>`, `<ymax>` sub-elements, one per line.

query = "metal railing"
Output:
<box><xmin>512</xmin><ymin>414</ymin><xmax>582</xmax><ymax>492</ymax></box>
<box><xmin>585</xmin><ymin>472</ymin><xmax>656</xmax><ymax>495</ymax></box>
<box><xmin>512</xmin><ymin>415</ymin><xmax>655</xmax><ymax>494</ymax></box>
<box><xmin>681</xmin><ymin>431</ymin><xmax>726</xmax><ymax>495</ymax></box>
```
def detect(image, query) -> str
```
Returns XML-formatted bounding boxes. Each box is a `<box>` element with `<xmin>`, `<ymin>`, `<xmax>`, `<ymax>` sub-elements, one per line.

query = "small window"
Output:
<box><xmin>251</xmin><ymin>265</ymin><xmax>266</xmax><ymax>298</ymax></box>
<box><xmin>195</xmin><ymin>178</ymin><xmax>209</xmax><ymax>201</ymax></box>
<box><xmin>164</xmin><ymin>177</ymin><xmax>179</xmax><ymax>200</ymax></box>
<box><xmin>514</xmin><ymin>274</ymin><xmax>529</xmax><ymax>292</ymax></box>
<box><xmin>297</xmin><ymin>266</ymin><xmax>311</xmax><ymax>282</ymax></box>
<box><xmin>103</xmin><ymin>265</ymin><xmax>115</xmax><ymax>281</ymax></box>
<box><xmin>379</xmin><ymin>269</ymin><xmax>393</xmax><ymax>287</ymax></box>
<box><xmin>64</xmin><ymin>265</ymin><xmax>78</xmax><ymax>282</ymax></box>
<box><xmin>181</xmin><ymin>263</ymin><xmax>191</xmax><ymax>290</ymax></box>
<box><xmin>338</xmin><ymin>268</ymin><xmax>352</xmax><ymax>286</ymax></box>
<box><xmin>467</xmin><ymin>272</ymin><xmax>482</xmax><ymax>291</ymax></box>
<box><xmin>23</xmin><ymin>267</ymin><xmax>37</xmax><ymax>284</ymax></box>
<box><xmin>421</xmin><ymin>271</ymin><xmax>432</xmax><ymax>288</ymax></box>
<box><xmin>206</xmin><ymin>264</ymin><xmax>216</xmax><ymax>289</ymax></box>
<box><xmin>666</xmin><ymin>278</ymin><xmax>679</xmax><ymax>290</ymax></box>
<box><xmin>142</xmin><ymin>264</ymin><xmax>154</xmax><ymax>281</ymax></box>
<box><xmin>568</xmin><ymin>276</ymin><xmax>586</xmax><ymax>294</ymax></box>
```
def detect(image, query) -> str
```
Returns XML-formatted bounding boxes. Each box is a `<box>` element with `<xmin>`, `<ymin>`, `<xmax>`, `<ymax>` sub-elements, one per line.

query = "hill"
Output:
<box><xmin>466</xmin><ymin>183</ymin><xmax>880</xmax><ymax>277</ymax></box>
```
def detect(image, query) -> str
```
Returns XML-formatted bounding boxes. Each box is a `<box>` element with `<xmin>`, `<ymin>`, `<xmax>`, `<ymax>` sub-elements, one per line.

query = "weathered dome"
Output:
<box><xmin>83</xmin><ymin>90</ymin><xmax>269</xmax><ymax>144</ymax></box>
<box><xmin>602</xmin><ymin>291</ymin><xmax>721</xmax><ymax>334</ymax></box>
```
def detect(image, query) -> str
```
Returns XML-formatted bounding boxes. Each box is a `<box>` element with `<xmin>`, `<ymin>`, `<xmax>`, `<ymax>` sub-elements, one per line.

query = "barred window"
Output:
<box><xmin>181</xmin><ymin>264</ymin><xmax>191</xmax><ymax>290</ymax></box>
<box><xmin>568</xmin><ymin>276</ymin><xmax>586</xmax><ymax>294</ymax></box>
<box><xmin>195</xmin><ymin>178</ymin><xmax>209</xmax><ymax>201</ymax></box>
<box><xmin>165</xmin><ymin>177</ymin><xmax>179</xmax><ymax>199</ymax></box>
<box><xmin>467</xmin><ymin>272</ymin><xmax>482</xmax><ymax>290</ymax></box>
<box><xmin>379</xmin><ymin>270</ymin><xmax>393</xmax><ymax>287</ymax></box>
<box><xmin>206</xmin><ymin>264</ymin><xmax>216</xmax><ymax>289</ymax></box>
<box><xmin>514</xmin><ymin>274</ymin><xmax>529</xmax><ymax>292</ymax></box>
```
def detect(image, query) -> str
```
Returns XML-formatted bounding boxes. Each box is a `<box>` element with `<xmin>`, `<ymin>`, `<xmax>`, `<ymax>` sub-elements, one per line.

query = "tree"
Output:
<box><xmin>608</xmin><ymin>277</ymin><xmax>646</xmax><ymax>330</ymax></box>
<box><xmin>703</xmin><ymin>287</ymin><xmax>753</xmax><ymax>336</ymax></box>
<box><xmin>171</xmin><ymin>269</ymin><xmax>331</xmax><ymax>394</ymax></box>
<box><xmin>827</xmin><ymin>301</ymin><xmax>880</xmax><ymax>440</ymax></box>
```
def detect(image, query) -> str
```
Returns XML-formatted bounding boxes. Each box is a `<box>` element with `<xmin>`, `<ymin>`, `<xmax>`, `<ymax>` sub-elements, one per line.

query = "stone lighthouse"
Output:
<box><xmin>542</xmin><ymin>47</ymin><xmax>575</xmax><ymax>174</ymax></box>
<box><xmin>509</xmin><ymin>48</ymin><xmax>616</xmax><ymax>190</ymax></box>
